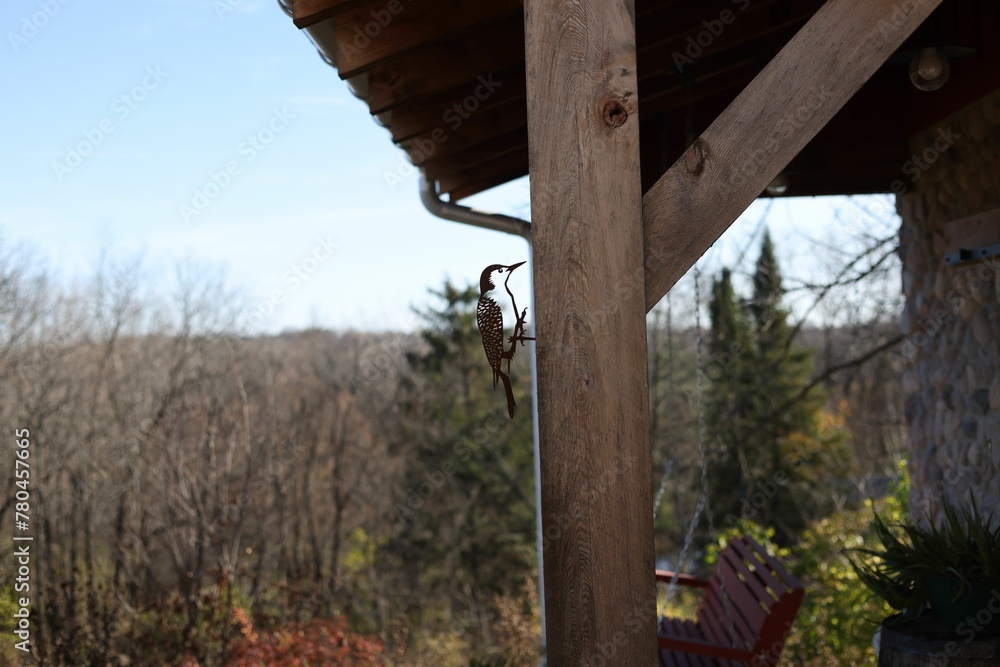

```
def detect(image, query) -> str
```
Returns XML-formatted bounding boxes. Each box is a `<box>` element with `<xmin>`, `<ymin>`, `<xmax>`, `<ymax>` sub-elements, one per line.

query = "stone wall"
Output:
<box><xmin>897</xmin><ymin>88</ymin><xmax>1000</xmax><ymax>526</ymax></box>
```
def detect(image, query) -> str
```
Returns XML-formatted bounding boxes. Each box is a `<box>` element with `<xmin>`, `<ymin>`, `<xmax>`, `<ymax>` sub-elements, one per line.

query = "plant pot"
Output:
<box><xmin>879</xmin><ymin>613</ymin><xmax>1000</xmax><ymax>666</ymax></box>
<box><xmin>927</xmin><ymin>576</ymin><xmax>1000</xmax><ymax>637</ymax></box>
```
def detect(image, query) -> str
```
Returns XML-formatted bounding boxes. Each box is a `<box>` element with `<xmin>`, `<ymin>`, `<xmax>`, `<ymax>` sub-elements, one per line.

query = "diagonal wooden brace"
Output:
<box><xmin>643</xmin><ymin>0</ymin><xmax>945</xmax><ymax>312</ymax></box>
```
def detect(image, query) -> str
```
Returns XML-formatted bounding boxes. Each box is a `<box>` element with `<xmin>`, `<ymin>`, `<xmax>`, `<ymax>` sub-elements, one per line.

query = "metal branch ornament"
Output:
<box><xmin>478</xmin><ymin>261</ymin><xmax>534</xmax><ymax>418</ymax></box>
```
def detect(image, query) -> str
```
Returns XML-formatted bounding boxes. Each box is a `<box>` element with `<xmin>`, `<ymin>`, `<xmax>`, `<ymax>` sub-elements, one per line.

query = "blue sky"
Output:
<box><xmin>1</xmin><ymin>0</ymin><xmax>897</xmax><ymax>332</ymax></box>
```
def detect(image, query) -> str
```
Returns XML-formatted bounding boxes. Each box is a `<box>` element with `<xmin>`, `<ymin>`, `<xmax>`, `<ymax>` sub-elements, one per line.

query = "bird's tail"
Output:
<box><xmin>499</xmin><ymin>371</ymin><xmax>516</xmax><ymax>419</ymax></box>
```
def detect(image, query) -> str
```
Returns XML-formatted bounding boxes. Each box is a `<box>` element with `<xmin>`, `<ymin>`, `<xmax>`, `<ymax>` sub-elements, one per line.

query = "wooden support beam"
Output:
<box><xmin>367</xmin><ymin>0</ymin><xmax>683</xmax><ymax>114</ymax></box>
<box><xmin>642</xmin><ymin>0</ymin><xmax>944</xmax><ymax>311</ymax></box>
<box><xmin>524</xmin><ymin>0</ymin><xmax>655</xmax><ymax>665</ymax></box>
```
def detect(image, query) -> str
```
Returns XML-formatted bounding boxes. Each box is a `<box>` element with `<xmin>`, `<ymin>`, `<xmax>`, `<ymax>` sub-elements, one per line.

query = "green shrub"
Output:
<box><xmin>849</xmin><ymin>498</ymin><xmax>1000</xmax><ymax>622</ymax></box>
<box><xmin>703</xmin><ymin>468</ymin><xmax>906</xmax><ymax>666</ymax></box>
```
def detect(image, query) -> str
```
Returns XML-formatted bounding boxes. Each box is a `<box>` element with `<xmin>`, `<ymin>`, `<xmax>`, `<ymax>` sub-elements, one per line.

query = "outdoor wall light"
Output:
<box><xmin>909</xmin><ymin>47</ymin><xmax>950</xmax><ymax>92</ymax></box>
<box><xmin>766</xmin><ymin>172</ymin><xmax>789</xmax><ymax>196</ymax></box>
<box><xmin>891</xmin><ymin>6</ymin><xmax>976</xmax><ymax>94</ymax></box>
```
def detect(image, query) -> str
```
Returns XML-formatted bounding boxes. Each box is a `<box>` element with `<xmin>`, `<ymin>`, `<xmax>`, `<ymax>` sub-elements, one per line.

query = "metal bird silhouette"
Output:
<box><xmin>478</xmin><ymin>261</ymin><xmax>534</xmax><ymax>418</ymax></box>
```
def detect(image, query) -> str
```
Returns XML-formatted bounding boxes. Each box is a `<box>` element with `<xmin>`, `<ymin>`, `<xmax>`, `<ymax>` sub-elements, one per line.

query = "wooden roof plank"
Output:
<box><xmin>423</xmin><ymin>128</ymin><xmax>528</xmax><ymax>181</ymax></box>
<box><xmin>367</xmin><ymin>17</ymin><xmax>524</xmax><ymax>114</ymax></box>
<box><xmin>447</xmin><ymin>167</ymin><xmax>528</xmax><ymax>202</ymax></box>
<box><xmin>367</xmin><ymin>0</ymin><xmax>689</xmax><ymax>114</ymax></box>
<box><xmin>388</xmin><ymin>66</ymin><xmax>525</xmax><ymax>143</ymax></box>
<box><xmin>335</xmin><ymin>0</ymin><xmax>521</xmax><ymax>79</ymax></box>
<box><xmin>292</xmin><ymin>0</ymin><xmax>368</xmax><ymax>29</ymax></box>
<box><xmin>399</xmin><ymin>96</ymin><xmax>527</xmax><ymax>164</ymax></box>
<box><xmin>636</xmin><ymin>0</ymin><xmax>787</xmax><ymax>54</ymax></box>
<box><xmin>642</xmin><ymin>0</ymin><xmax>946</xmax><ymax>312</ymax></box>
<box><xmin>435</xmin><ymin>146</ymin><xmax>528</xmax><ymax>195</ymax></box>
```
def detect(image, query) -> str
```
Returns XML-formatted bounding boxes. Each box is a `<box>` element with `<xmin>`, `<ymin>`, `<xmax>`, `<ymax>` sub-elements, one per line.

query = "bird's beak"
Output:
<box><xmin>507</xmin><ymin>261</ymin><xmax>526</xmax><ymax>272</ymax></box>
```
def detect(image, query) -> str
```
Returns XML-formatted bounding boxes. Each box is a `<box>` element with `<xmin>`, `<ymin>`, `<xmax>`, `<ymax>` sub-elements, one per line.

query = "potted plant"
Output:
<box><xmin>849</xmin><ymin>500</ymin><xmax>1000</xmax><ymax>636</ymax></box>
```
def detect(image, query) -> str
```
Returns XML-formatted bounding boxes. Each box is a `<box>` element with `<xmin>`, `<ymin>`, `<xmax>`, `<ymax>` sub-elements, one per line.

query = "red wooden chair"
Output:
<box><xmin>655</xmin><ymin>535</ymin><xmax>804</xmax><ymax>667</ymax></box>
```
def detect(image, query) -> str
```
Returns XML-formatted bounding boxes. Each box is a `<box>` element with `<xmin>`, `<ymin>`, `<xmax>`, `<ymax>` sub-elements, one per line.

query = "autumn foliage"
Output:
<box><xmin>223</xmin><ymin>610</ymin><xmax>384</xmax><ymax>667</ymax></box>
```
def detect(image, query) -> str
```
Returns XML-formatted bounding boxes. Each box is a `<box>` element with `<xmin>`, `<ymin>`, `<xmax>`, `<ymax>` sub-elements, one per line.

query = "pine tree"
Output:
<box><xmin>390</xmin><ymin>280</ymin><xmax>537</xmax><ymax>650</ymax></box>
<box><xmin>707</xmin><ymin>232</ymin><xmax>850</xmax><ymax>542</ymax></box>
<box><xmin>705</xmin><ymin>269</ymin><xmax>755</xmax><ymax>533</ymax></box>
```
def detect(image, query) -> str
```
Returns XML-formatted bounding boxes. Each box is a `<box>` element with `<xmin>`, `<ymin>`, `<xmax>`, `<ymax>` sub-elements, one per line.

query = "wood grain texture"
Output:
<box><xmin>366</xmin><ymin>17</ymin><xmax>525</xmax><ymax>114</ymax></box>
<box><xmin>642</xmin><ymin>0</ymin><xmax>945</xmax><ymax>312</ymax></box>
<box><xmin>524</xmin><ymin>0</ymin><xmax>656</xmax><ymax>664</ymax></box>
<box><xmin>335</xmin><ymin>0</ymin><xmax>520</xmax><ymax>79</ymax></box>
<box><xmin>291</xmin><ymin>0</ymin><xmax>367</xmax><ymax>29</ymax></box>
<box><xmin>399</xmin><ymin>97</ymin><xmax>527</xmax><ymax>172</ymax></box>
<box><xmin>388</xmin><ymin>66</ymin><xmax>526</xmax><ymax>143</ymax></box>
<box><xmin>942</xmin><ymin>206</ymin><xmax>1000</xmax><ymax>252</ymax></box>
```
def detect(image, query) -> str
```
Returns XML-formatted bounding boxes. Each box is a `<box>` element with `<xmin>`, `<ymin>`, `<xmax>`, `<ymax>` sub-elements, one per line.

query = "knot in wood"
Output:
<box><xmin>602</xmin><ymin>100</ymin><xmax>628</xmax><ymax>128</ymax></box>
<box><xmin>685</xmin><ymin>140</ymin><xmax>705</xmax><ymax>175</ymax></box>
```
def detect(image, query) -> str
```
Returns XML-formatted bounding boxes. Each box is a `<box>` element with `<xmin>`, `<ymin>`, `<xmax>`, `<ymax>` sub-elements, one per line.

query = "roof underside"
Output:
<box><xmin>293</xmin><ymin>0</ymin><xmax>1000</xmax><ymax>201</ymax></box>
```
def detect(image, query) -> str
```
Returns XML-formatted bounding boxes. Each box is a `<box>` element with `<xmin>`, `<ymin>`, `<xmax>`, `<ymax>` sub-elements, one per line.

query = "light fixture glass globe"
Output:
<box><xmin>917</xmin><ymin>48</ymin><xmax>944</xmax><ymax>79</ymax></box>
<box><xmin>766</xmin><ymin>172</ymin><xmax>789</xmax><ymax>195</ymax></box>
<box><xmin>909</xmin><ymin>47</ymin><xmax>950</xmax><ymax>91</ymax></box>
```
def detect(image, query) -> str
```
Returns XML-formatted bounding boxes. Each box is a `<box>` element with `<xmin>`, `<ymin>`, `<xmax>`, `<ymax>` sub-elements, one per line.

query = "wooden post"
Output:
<box><xmin>524</xmin><ymin>1</ymin><xmax>655</xmax><ymax>665</ymax></box>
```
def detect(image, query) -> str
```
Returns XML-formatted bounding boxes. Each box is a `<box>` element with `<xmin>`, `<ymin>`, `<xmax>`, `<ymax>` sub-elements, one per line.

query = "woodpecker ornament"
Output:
<box><xmin>478</xmin><ymin>261</ymin><xmax>534</xmax><ymax>418</ymax></box>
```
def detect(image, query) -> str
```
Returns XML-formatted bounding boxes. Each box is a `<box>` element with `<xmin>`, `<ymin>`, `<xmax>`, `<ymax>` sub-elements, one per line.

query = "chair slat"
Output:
<box><xmin>700</xmin><ymin>582</ymin><xmax>755</xmax><ymax>649</ymax></box>
<box><xmin>742</xmin><ymin>536</ymin><xmax>803</xmax><ymax>591</ymax></box>
<box><xmin>714</xmin><ymin>559</ymin><xmax>769</xmax><ymax>637</ymax></box>
<box><xmin>718</xmin><ymin>546</ymin><xmax>776</xmax><ymax>609</ymax></box>
<box><xmin>700</xmin><ymin>589</ymin><xmax>750</xmax><ymax>650</ymax></box>
<box><xmin>657</xmin><ymin>535</ymin><xmax>803</xmax><ymax>667</ymax></box>
<box><xmin>670</xmin><ymin>620</ymin><xmax>694</xmax><ymax>667</ymax></box>
<box><xmin>729</xmin><ymin>538</ymin><xmax>789</xmax><ymax>597</ymax></box>
<box><xmin>660</xmin><ymin>618</ymin><xmax>712</xmax><ymax>667</ymax></box>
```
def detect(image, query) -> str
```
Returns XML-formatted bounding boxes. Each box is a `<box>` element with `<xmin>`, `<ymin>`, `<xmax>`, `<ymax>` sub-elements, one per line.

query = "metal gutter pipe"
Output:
<box><xmin>418</xmin><ymin>174</ymin><xmax>544</xmax><ymax>666</ymax></box>
<box><xmin>281</xmin><ymin>0</ymin><xmax>545</xmax><ymax>659</ymax></box>
<box><xmin>418</xmin><ymin>176</ymin><xmax>531</xmax><ymax>240</ymax></box>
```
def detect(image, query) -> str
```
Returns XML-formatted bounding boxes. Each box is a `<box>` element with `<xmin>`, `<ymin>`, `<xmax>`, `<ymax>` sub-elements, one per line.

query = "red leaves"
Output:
<box><xmin>225</xmin><ymin>609</ymin><xmax>384</xmax><ymax>667</ymax></box>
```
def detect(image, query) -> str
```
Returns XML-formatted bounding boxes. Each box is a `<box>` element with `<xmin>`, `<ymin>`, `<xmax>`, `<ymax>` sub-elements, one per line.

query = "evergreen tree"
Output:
<box><xmin>389</xmin><ymin>281</ymin><xmax>537</xmax><ymax>652</ymax></box>
<box><xmin>707</xmin><ymin>232</ymin><xmax>850</xmax><ymax>542</ymax></box>
<box><xmin>704</xmin><ymin>269</ymin><xmax>755</xmax><ymax>533</ymax></box>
